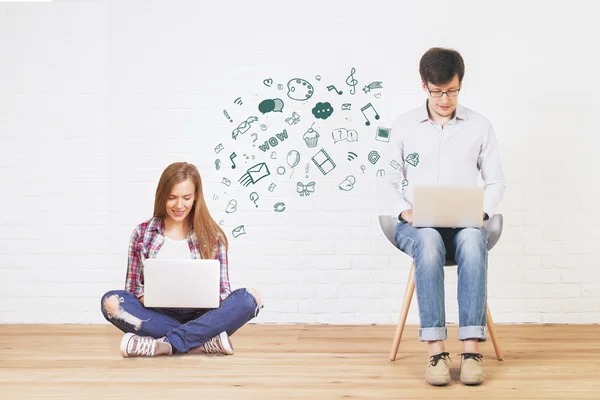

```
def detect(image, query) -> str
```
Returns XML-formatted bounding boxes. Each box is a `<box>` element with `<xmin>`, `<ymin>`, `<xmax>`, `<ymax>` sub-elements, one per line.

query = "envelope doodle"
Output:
<box><xmin>232</xmin><ymin>225</ymin><xmax>246</xmax><ymax>238</ymax></box>
<box><xmin>232</xmin><ymin>116</ymin><xmax>259</xmax><ymax>140</ymax></box>
<box><xmin>238</xmin><ymin>162</ymin><xmax>271</xmax><ymax>187</ymax></box>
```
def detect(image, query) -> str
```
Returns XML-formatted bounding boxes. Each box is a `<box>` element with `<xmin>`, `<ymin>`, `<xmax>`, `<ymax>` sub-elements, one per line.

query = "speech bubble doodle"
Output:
<box><xmin>312</xmin><ymin>101</ymin><xmax>334</xmax><ymax>120</ymax></box>
<box><xmin>332</xmin><ymin>128</ymin><xmax>358</xmax><ymax>143</ymax></box>
<box><xmin>258</xmin><ymin>98</ymin><xmax>284</xmax><ymax>114</ymax></box>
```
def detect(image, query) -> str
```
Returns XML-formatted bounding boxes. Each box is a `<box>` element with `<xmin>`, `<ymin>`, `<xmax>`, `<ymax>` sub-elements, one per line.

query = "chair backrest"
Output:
<box><xmin>377</xmin><ymin>214</ymin><xmax>503</xmax><ymax>252</ymax></box>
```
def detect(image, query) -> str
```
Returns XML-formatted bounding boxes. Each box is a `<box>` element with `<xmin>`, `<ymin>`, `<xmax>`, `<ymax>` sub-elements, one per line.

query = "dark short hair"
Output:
<box><xmin>419</xmin><ymin>47</ymin><xmax>465</xmax><ymax>85</ymax></box>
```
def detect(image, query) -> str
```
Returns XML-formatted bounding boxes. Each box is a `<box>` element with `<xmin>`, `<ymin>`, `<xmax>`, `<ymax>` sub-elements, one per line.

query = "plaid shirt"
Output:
<box><xmin>125</xmin><ymin>217</ymin><xmax>231</xmax><ymax>301</ymax></box>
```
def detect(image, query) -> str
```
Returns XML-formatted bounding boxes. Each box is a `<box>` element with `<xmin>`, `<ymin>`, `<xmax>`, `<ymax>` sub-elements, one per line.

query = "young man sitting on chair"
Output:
<box><xmin>384</xmin><ymin>47</ymin><xmax>506</xmax><ymax>386</ymax></box>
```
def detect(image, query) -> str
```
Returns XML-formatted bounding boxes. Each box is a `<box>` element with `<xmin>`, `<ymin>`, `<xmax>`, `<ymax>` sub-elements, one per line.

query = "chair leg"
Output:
<box><xmin>389</xmin><ymin>263</ymin><xmax>415</xmax><ymax>361</ymax></box>
<box><xmin>486</xmin><ymin>303</ymin><xmax>504</xmax><ymax>361</ymax></box>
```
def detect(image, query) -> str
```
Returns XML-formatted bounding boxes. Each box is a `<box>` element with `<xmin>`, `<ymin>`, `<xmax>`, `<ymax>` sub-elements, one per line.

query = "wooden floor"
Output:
<box><xmin>0</xmin><ymin>324</ymin><xmax>598</xmax><ymax>399</ymax></box>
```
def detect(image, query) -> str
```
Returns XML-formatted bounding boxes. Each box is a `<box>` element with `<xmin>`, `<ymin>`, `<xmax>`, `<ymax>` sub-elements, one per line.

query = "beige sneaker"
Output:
<box><xmin>426</xmin><ymin>352</ymin><xmax>451</xmax><ymax>386</ymax></box>
<box><xmin>120</xmin><ymin>333</ymin><xmax>172</xmax><ymax>358</ymax></box>
<box><xmin>188</xmin><ymin>332</ymin><xmax>234</xmax><ymax>355</ymax></box>
<box><xmin>459</xmin><ymin>353</ymin><xmax>485</xmax><ymax>385</ymax></box>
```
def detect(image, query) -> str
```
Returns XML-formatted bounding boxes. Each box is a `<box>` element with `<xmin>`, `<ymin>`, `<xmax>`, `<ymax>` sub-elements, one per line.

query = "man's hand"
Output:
<box><xmin>139</xmin><ymin>296</ymin><xmax>145</xmax><ymax>305</ymax></box>
<box><xmin>401</xmin><ymin>210</ymin><xmax>414</xmax><ymax>224</ymax></box>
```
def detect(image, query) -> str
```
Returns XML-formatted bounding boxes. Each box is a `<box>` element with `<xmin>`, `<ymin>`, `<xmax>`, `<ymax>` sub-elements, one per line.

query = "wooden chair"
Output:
<box><xmin>378</xmin><ymin>214</ymin><xmax>504</xmax><ymax>361</ymax></box>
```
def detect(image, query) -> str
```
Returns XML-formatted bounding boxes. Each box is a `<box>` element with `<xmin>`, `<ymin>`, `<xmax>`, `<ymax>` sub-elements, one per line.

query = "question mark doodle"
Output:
<box><xmin>251</xmin><ymin>133</ymin><xmax>258</xmax><ymax>146</ymax></box>
<box><xmin>249</xmin><ymin>192</ymin><xmax>259</xmax><ymax>208</ymax></box>
<box><xmin>360</xmin><ymin>165</ymin><xmax>366</xmax><ymax>174</ymax></box>
<box><xmin>401</xmin><ymin>179</ymin><xmax>408</xmax><ymax>191</ymax></box>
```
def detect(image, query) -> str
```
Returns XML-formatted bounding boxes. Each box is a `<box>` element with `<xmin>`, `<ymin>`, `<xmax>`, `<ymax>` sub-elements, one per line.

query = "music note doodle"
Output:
<box><xmin>230</xmin><ymin>152</ymin><xmax>237</xmax><ymax>169</ymax></box>
<box><xmin>360</xmin><ymin>102</ymin><xmax>380</xmax><ymax>126</ymax></box>
<box><xmin>346</xmin><ymin>67</ymin><xmax>358</xmax><ymax>95</ymax></box>
<box><xmin>326</xmin><ymin>85</ymin><xmax>343</xmax><ymax>95</ymax></box>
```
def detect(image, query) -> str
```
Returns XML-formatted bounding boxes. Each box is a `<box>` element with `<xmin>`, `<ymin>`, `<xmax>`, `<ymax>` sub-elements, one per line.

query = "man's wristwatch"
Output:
<box><xmin>398</xmin><ymin>212</ymin><xmax>406</xmax><ymax>222</ymax></box>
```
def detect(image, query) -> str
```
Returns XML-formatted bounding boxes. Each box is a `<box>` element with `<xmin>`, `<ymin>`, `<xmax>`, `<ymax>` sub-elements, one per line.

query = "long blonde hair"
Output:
<box><xmin>153</xmin><ymin>162</ymin><xmax>228</xmax><ymax>258</ymax></box>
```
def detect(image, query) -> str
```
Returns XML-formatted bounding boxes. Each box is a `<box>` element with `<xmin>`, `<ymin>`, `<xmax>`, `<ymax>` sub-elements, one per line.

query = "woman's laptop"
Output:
<box><xmin>142</xmin><ymin>258</ymin><xmax>221</xmax><ymax>308</ymax></box>
<box><xmin>411</xmin><ymin>185</ymin><xmax>484</xmax><ymax>228</ymax></box>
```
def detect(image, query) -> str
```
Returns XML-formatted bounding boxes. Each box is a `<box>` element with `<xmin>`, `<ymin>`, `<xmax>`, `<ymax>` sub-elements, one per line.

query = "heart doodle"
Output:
<box><xmin>374</xmin><ymin>93</ymin><xmax>382</xmax><ymax>99</ymax></box>
<box><xmin>263</xmin><ymin>78</ymin><xmax>273</xmax><ymax>87</ymax></box>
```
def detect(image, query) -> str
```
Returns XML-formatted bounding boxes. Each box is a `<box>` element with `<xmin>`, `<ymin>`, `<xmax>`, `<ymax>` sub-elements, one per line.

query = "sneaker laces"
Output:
<box><xmin>130</xmin><ymin>336</ymin><xmax>156</xmax><ymax>356</ymax></box>
<box><xmin>429</xmin><ymin>352</ymin><xmax>451</xmax><ymax>367</ymax></box>
<box><xmin>458</xmin><ymin>352</ymin><xmax>483</xmax><ymax>363</ymax></box>
<box><xmin>202</xmin><ymin>336</ymin><xmax>223</xmax><ymax>354</ymax></box>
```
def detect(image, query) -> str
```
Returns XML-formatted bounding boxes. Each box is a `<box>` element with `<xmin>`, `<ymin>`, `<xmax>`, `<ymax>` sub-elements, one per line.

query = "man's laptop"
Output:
<box><xmin>142</xmin><ymin>258</ymin><xmax>221</xmax><ymax>308</ymax></box>
<box><xmin>412</xmin><ymin>185</ymin><xmax>484</xmax><ymax>228</ymax></box>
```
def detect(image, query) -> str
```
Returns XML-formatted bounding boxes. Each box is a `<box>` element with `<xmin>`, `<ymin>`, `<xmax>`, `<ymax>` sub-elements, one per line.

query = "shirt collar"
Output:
<box><xmin>149</xmin><ymin>216</ymin><xmax>195</xmax><ymax>239</ymax></box>
<box><xmin>413</xmin><ymin>100</ymin><xmax>468</xmax><ymax>123</ymax></box>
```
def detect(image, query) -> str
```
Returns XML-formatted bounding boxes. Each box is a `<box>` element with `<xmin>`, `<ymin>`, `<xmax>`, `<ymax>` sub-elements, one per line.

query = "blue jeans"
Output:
<box><xmin>395</xmin><ymin>221</ymin><xmax>488</xmax><ymax>342</ymax></box>
<box><xmin>100</xmin><ymin>288</ymin><xmax>262</xmax><ymax>353</ymax></box>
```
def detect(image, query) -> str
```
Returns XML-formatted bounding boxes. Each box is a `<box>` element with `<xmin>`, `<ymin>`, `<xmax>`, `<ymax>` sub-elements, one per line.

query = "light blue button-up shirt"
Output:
<box><xmin>383</xmin><ymin>101</ymin><xmax>506</xmax><ymax>219</ymax></box>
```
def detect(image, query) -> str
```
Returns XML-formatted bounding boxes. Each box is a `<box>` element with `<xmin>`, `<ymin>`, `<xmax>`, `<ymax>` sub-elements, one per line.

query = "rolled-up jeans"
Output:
<box><xmin>100</xmin><ymin>288</ymin><xmax>262</xmax><ymax>353</ymax></box>
<box><xmin>395</xmin><ymin>221</ymin><xmax>488</xmax><ymax>342</ymax></box>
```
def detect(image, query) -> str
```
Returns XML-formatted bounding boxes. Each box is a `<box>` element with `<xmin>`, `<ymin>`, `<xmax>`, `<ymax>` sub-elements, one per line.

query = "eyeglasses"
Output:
<box><xmin>427</xmin><ymin>86</ymin><xmax>460</xmax><ymax>98</ymax></box>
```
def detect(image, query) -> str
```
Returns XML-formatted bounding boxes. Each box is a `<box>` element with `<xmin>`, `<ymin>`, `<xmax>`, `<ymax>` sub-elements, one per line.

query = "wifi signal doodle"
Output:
<box><xmin>368</xmin><ymin>150</ymin><xmax>380</xmax><ymax>165</ymax></box>
<box><xmin>347</xmin><ymin>151</ymin><xmax>358</xmax><ymax>161</ymax></box>
<box><xmin>234</xmin><ymin>97</ymin><xmax>243</xmax><ymax>106</ymax></box>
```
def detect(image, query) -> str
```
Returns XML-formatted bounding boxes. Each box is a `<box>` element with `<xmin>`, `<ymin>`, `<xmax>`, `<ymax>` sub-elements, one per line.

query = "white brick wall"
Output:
<box><xmin>1</xmin><ymin>0</ymin><xmax>599</xmax><ymax>325</ymax></box>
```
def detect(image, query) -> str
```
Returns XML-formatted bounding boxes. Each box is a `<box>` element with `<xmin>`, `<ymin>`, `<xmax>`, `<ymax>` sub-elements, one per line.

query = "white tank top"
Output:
<box><xmin>156</xmin><ymin>235</ymin><xmax>192</xmax><ymax>259</ymax></box>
